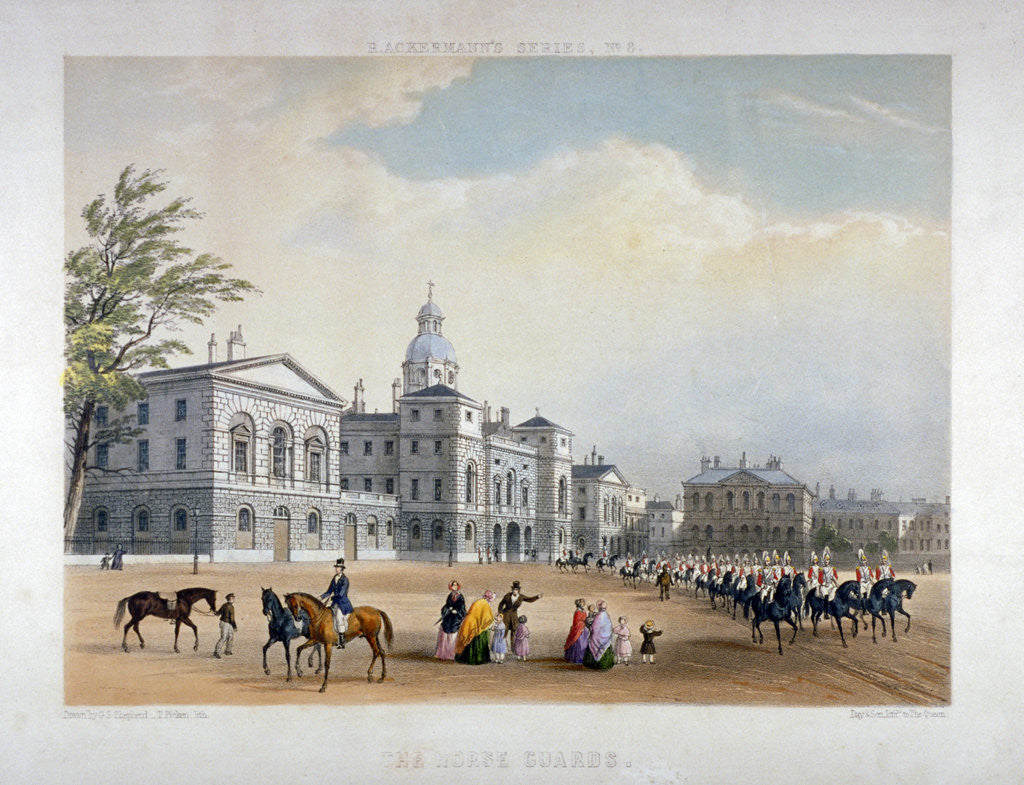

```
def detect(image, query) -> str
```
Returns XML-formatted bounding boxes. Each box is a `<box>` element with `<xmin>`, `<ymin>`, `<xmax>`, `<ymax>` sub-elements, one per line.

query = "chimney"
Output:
<box><xmin>675</xmin><ymin>493</ymin><xmax>682</xmax><ymax>510</ymax></box>
<box><xmin>815</xmin><ymin>482</ymin><xmax>821</xmax><ymax>498</ymax></box>
<box><xmin>700</xmin><ymin>456</ymin><xmax>711</xmax><ymax>473</ymax></box>
<box><xmin>500</xmin><ymin>407</ymin><xmax>510</xmax><ymax>428</ymax></box>
<box><xmin>945</xmin><ymin>495</ymin><xmax>950</xmax><ymax>506</ymax></box>
<box><xmin>829</xmin><ymin>485</ymin><xmax>836</xmax><ymax>501</ymax></box>
<box><xmin>598</xmin><ymin>455</ymin><xmax>604</xmax><ymax>465</ymax></box>
<box><xmin>740</xmin><ymin>451</ymin><xmax>747</xmax><ymax>468</ymax></box>
<box><xmin>847</xmin><ymin>488</ymin><xmax>856</xmax><ymax>501</ymax></box>
<box><xmin>592</xmin><ymin>445</ymin><xmax>598</xmax><ymax>465</ymax></box>
<box><xmin>226</xmin><ymin>324</ymin><xmax>246</xmax><ymax>361</ymax></box>
<box><xmin>354</xmin><ymin>379</ymin><xmax>365</xmax><ymax>414</ymax></box>
<box><xmin>392</xmin><ymin>378</ymin><xmax>401</xmax><ymax>413</ymax></box>
<box><xmin>713</xmin><ymin>456</ymin><xmax>720</xmax><ymax>469</ymax></box>
<box><xmin>654</xmin><ymin>493</ymin><xmax>660</xmax><ymax>503</ymax></box>
<box><xmin>207</xmin><ymin>333</ymin><xmax>217</xmax><ymax>364</ymax></box>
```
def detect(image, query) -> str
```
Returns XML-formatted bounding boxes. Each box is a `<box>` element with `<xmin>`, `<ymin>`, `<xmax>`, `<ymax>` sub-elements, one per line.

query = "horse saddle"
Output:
<box><xmin>157</xmin><ymin>591</ymin><xmax>178</xmax><ymax>611</ymax></box>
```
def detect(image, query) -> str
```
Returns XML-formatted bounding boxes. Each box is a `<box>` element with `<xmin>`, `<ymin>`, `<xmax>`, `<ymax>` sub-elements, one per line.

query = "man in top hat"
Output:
<box><xmin>320</xmin><ymin>558</ymin><xmax>353</xmax><ymax>648</ymax></box>
<box><xmin>498</xmin><ymin>580</ymin><xmax>542</xmax><ymax>645</ymax></box>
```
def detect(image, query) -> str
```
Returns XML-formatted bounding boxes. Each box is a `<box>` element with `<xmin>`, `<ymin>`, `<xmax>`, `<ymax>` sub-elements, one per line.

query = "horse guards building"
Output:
<box><xmin>67</xmin><ymin>290</ymin><xmax>950</xmax><ymax>568</ymax></box>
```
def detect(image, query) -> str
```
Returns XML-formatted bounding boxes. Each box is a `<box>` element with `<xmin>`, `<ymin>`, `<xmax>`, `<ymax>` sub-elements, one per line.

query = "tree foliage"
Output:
<box><xmin>64</xmin><ymin>165</ymin><xmax>258</xmax><ymax>530</ymax></box>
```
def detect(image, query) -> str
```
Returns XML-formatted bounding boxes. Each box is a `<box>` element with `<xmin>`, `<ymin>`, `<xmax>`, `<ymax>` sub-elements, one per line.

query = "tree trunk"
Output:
<box><xmin>64</xmin><ymin>400</ymin><xmax>94</xmax><ymax>537</ymax></box>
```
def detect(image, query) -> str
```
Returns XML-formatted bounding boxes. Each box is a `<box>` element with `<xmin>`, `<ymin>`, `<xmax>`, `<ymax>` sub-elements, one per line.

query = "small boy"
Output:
<box><xmin>639</xmin><ymin>619</ymin><xmax>662</xmax><ymax>664</ymax></box>
<box><xmin>213</xmin><ymin>593</ymin><xmax>237</xmax><ymax>658</ymax></box>
<box><xmin>513</xmin><ymin>615</ymin><xmax>530</xmax><ymax>661</ymax></box>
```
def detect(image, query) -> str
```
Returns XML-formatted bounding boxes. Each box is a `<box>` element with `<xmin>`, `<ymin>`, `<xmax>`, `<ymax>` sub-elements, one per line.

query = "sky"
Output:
<box><xmin>64</xmin><ymin>56</ymin><xmax>951</xmax><ymax>502</ymax></box>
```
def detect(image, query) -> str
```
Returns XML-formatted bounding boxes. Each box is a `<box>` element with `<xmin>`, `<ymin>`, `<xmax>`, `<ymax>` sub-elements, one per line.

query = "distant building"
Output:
<box><xmin>680</xmin><ymin>453</ymin><xmax>815</xmax><ymax>558</ymax></box>
<box><xmin>570</xmin><ymin>448</ymin><xmax>645</xmax><ymax>557</ymax></box>
<box><xmin>646</xmin><ymin>494</ymin><xmax>685</xmax><ymax>555</ymax></box>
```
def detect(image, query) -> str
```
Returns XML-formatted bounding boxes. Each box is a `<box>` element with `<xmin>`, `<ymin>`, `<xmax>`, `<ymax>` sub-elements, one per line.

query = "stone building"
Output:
<box><xmin>680</xmin><ymin>453</ymin><xmax>815</xmax><ymax>558</ymax></box>
<box><xmin>570</xmin><ymin>449</ymin><xmax>645</xmax><ymax>557</ymax></box>
<box><xmin>646</xmin><ymin>495</ymin><xmax>685</xmax><ymax>555</ymax></box>
<box><xmin>812</xmin><ymin>486</ymin><xmax>951</xmax><ymax>569</ymax></box>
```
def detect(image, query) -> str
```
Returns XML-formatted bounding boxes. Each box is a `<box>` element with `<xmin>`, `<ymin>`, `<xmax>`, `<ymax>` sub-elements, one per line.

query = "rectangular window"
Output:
<box><xmin>175</xmin><ymin>399</ymin><xmax>187</xmax><ymax>421</ymax></box>
<box><xmin>234</xmin><ymin>440</ymin><xmax>248</xmax><ymax>472</ymax></box>
<box><xmin>386</xmin><ymin>477</ymin><xmax>394</xmax><ymax>495</ymax></box>
<box><xmin>434</xmin><ymin>478</ymin><xmax>443</xmax><ymax>501</ymax></box>
<box><xmin>340</xmin><ymin>441</ymin><xmax>349</xmax><ymax>455</ymax></box>
<box><xmin>308</xmin><ymin>452</ymin><xmax>321</xmax><ymax>482</ymax></box>
<box><xmin>522</xmin><ymin>486</ymin><xmax>529</xmax><ymax>506</ymax></box>
<box><xmin>411</xmin><ymin>479</ymin><xmax>420</xmax><ymax>500</ymax></box>
<box><xmin>96</xmin><ymin>443</ymin><xmax>108</xmax><ymax>469</ymax></box>
<box><xmin>433</xmin><ymin>408</ymin><xmax>443</xmax><ymax>421</ymax></box>
<box><xmin>137</xmin><ymin>439</ymin><xmax>149</xmax><ymax>472</ymax></box>
<box><xmin>579</xmin><ymin>506</ymin><xmax>586</xmax><ymax>521</ymax></box>
<box><xmin>136</xmin><ymin>402</ymin><xmax>148</xmax><ymax>425</ymax></box>
<box><xmin>434</xmin><ymin>440</ymin><xmax>442</xmax><ymax>455</ymax></box>
<box><xmin>410</xmin><ymin>409</ymin><xmax>420</xmax><ymax>422</ymax></box>
<box><xmin>364</xmin><ymin>441</ymin><xmax>373</xmax><ymax>456</ymax></box>
<box><xmin>95</xmin><ymin>405</ymin><xmax>108</xmax><ymax>427</ymax></box>
<box><xmin>465</xmin><ymin>410</ymin><xmax>473</xmax><ymax>422</ymax></box>
<box><xmin>494</xmin><ymin>458</ymin><xmax>501</xmax><ymax>465</ymax></box>
<box><xmin>364</xmin><ymin>477</ymin><xmax>373</xmax><ymax>492</ymax></box>
<box><xmin>411</xmin><ymin>440</ymin><xmax>419</xmax><ymax>455</ymax></box>
<box><xmin>175</xmin><ymin>438</ymin><xmax>187</xmax><ymax>470</ymax></box>
<box><xmin>340</xmin><ymin>478</ymin><xmax>349</xmax><ymax>491</ymax></box>
<box><xmin>385</xmin><ymin>440</ymin><xmax>394</xmax><ymax>455</ymax></box>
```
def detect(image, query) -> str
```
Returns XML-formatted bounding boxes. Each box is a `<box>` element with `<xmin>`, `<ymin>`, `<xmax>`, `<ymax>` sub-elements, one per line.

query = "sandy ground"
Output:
<box><xmin>65</xmin><ymin>560</ymin><xmax>949</xmax><ymax>706</ymax></box>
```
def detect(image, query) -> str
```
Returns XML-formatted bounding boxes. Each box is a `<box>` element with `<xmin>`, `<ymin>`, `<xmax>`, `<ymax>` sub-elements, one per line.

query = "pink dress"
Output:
<box><xmin>612</xmin><ymin>624</ymin><xmax>632</xmax><ymax>658</ymax></box>
<box><xmin>513</xmin><ymin>624</ymin><xmax>530</xmax><ymax>657</ymax></box>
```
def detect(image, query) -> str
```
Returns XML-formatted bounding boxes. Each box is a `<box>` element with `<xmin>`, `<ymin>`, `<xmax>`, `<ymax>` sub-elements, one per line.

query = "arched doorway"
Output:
<box><xmin>343</xmin><ymin>512</ymin><xmax>357</xmax><ymax>561</ymax></box>
<box><xmin>273</xmin><ymin>506</ymin><xmax>290</xmax><ymax>561</ymax></box>
<box><xmin>506</xmin><ymin>522</ymin><xmax>521</xmax><ymax>563</ymax></box>
<box><xmin>492</xmin><ymin>523</ymin><xmax>502</xmax><ymax>561</ymax></box>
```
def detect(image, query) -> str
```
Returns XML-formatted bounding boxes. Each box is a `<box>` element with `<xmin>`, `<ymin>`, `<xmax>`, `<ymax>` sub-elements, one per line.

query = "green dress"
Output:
<box><xmin>582</xmin><ymin>646</ymin><xmax>615</xmax><ymax>670</ymax></box>
<box><xmin>455</xmin><ymin>631</ymin><xmax>491</xmax><ymax>665</ymax></box>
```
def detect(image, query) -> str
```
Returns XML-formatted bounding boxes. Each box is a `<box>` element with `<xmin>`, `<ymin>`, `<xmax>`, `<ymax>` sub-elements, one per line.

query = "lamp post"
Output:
<box><xmin>447</xmin><ymin>524</ymin><xmax>454</xmax><ymax>568</ymax></box>
<box><xmin>192</xmin><ymin>507</ymin><xmax>199</xmax><ymax>575</ymax></box>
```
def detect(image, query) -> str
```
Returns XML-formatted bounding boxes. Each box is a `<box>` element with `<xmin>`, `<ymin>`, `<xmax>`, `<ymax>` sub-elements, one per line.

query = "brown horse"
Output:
<box><xmin>284</xmin><ymin>592</ymin><xmax>393</xmax><ymax>692</ymax></box>
<box><xmin>113</xmin><ymin>587</ymin><xmax>217</xmax><ymax>653</ymax></box>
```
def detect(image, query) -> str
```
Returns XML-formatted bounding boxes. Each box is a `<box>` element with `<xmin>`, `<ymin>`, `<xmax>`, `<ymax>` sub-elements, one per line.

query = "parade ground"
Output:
<box><xmin>64</xmin><ymin>560</ymin><xmax>950</xmax><ymax>706</ymax></box>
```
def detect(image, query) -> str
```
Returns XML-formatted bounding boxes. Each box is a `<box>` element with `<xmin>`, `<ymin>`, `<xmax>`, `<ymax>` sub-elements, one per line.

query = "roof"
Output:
<box><xmin>405</xmin><ymin>332</ymin><xmax>457</xmax><ymax>363</ymax></box>
<box><xmin>814</xmin><ymin>498</ymin><xmax>948</xmax><ymax>516</ymax></box>
<box><xmin>138</xmin><ymin>354</ymin><xmax>277</xmax><ymax>378</ymax></box>
<box><xmin>646</xmin><ymin>500</ymin><xmax>675</xmax><ymax>510</ymax></box>
<box><xmin>417</xmin><ymin>300</ymin><xmax>444</xmax><ymax>319</ymax></box>
<box><xmin>682</xmin><ymin>468</ymin><xmax>804</xmax><ymax>487</ymax></box>
<box><xmin>401</xmin><ymin>384</ymin><xmax>478</xmax><ymax>403</ymax></box>
<box><xmin>514</xmin><ymin>414</ymin><xmax>571</xmax><ymax>433</ymax></box>
<box><xmin>342</xmin><ymin>412</ymin><xmax>400</xmax><ymax>423</ymax></box>
<box><xmin>572</xmin><ymin>464</ymin><xmax>626</xmax><ymax>483</ymax></box>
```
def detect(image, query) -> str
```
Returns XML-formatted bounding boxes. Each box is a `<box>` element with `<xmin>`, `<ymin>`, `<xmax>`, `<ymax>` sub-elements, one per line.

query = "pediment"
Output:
<box><xmin>719</xmin><ymin>471</ymin><xmax>769</xmax><ymax>486</ymax></box>
<box><xmin>216</xmin><ymin>356</ymin><xmax>342</xmax><ymax>402</ymax></box>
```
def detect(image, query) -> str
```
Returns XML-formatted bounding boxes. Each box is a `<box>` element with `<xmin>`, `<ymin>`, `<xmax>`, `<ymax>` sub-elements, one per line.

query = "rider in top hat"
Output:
<box><xmin>498</xmin><ymin>580</ymin><xmax>542</xmax><ymax>645</ymax></box>
<box><xmin>320</xmin><ymin>558</ymin><xmax>353</xmax><ymax>648</ymax></box>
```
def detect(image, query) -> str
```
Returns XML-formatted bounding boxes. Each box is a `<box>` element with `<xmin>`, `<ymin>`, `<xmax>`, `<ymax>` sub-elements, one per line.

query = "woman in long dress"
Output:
<box><xmin>563</xmin><ymin>598</ymin><xmax>588</xmax><ymax>664</ymax></box>
<box><xmin>434</xmin><ymin>580</ymin><xmax>466</xmax><ymax>660</ymax></box>
<box><xmin>583</xmin><ymin>600</ymin><xmax>615</xmax><ymax>670</ymax></box>
<box><xmin>454</xmin><ymin>590</ymin><xmax>495</xmax><ymax>665</ymax></box>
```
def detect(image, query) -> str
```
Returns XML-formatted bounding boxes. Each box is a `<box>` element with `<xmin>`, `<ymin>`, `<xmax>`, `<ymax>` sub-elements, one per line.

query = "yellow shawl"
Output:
<box><xmin>454</xmin><ymin>598</ymin><xmax>494</xmax><ymax>654</ymax></box>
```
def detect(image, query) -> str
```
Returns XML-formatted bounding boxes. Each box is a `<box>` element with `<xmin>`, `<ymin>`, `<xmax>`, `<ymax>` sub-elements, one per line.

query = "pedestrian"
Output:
<box><xmin>320</xmin><ymin>558</ymin><xmax>353</xmax><ymax>649</ymax></box>
<box><xmin>563</xmin><ymin>598</ymin><xmax>589</xmax><ymax>664</ymax></box>
<box><xmin>434</xmin><ymin>580</ymin><xmax>466</xmax><ymax>660</ymax></box>
<box><xmin>657</xmin><ymin>565</ymin><xmax>671</xmax><ymax>601</ymax></box>
<box><xmin>928</xmin><ymin>560</ymin><xmax>933</xmax><ymax>575</ymax></box>
<box><xmin>491</xmin><ymin>615</ymin><xmax>508</xmax><ymax>663</ymax></box>
<box><xmin>513</xmin><ymin>615</ymin><xmax>530</xmax><ymax>661</ymax></box>
<box><xmin>639</xmin><ymin>619</ymin><xmax>662</xmax><ymax>664</ymax></box>
<box><xmin>612</xmin><ymin>616</ymin><xmax>632</xmax><ymax>665</ymax></box>
<box><xmin>110</xmin><ymin>544</ymin><xmax>125</xmax><ymax>570</ymax></box>
<box><xmin>497</xmin><ymin>580</ymin><xmax>542</xmax><ymax>646</ymax></box>
<box><xmin>583</xmin><ymin>600</ymin><xmax>615</xmax><ymax>670</ymax></box>
<box><xmin>213</xmin><ymin>593</ymin><xmax>237</xmax><ymax>658</ymax></box>
<box><xmin>455</xmin><ymin>590</ymin><xmax>495</xmax><ymax>665</ymax></box>
<box><xmin>99</xmin><ymin>552</ymin><xmax>110</xmax><ymax>570</ymax></box>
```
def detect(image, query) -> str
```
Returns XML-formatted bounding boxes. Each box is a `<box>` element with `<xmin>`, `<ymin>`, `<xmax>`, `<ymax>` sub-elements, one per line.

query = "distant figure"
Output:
<box><xmin>612</xmin><ymin>616</ymin><xmax>632</xmax><ymax>666</ymax></box>
<box><xmin>110</xmin><ymin>544</ymin><xmax>125</xmax><ymax>571</ymax></box>
<box><xmin>477</xmin><ymin>547</ymin><xmax>483</xmax><ymax>564</ymax></box>
<box><xmin>928</xmin><ymin>560</ymin><xmax>933</xmax><ymax>575</ymax></box>
<box><xmin>657</xmin><ymin>566</ymin><xmax>671</xmax><ymax>601</ymax></box>
<box><xmin>486</xmin><ymin>546</ymin><xmax>492</xmax><ymax>564</ymax></box>
<box><xmin>99</xmin><ymin>552</ymin><xmax>111</xmax><ymax>570</ymax></box>
<box><xmin>513</xmin><ymin>616</ymin><xmax>530</xmax><ymax>660</ymax></box>
<box><xmin>213</xmin><ymin>593</ymin><xmax>237</xmax><ymax>658</ymax></box>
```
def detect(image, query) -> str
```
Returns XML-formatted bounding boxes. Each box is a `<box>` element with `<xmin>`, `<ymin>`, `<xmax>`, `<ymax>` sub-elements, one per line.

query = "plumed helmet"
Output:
<box><xmin>772</xmin><ymin>549</ymin><xmax>780</xmax><ymax>564</ymax></box>
<box><xmin>762</xmin><ymin>550</ymin><xmax>770</xmax><ymax>565</ymax></box>
<box><xmin>881</xmin><ymin>549</ymin><xmax>889</xmax><ymax>563</ymax></box>
<box><xmin>858</xmin><ymin>548</ymin><xmax>867</xmax><ymax>563</ymax></box>
<box><xmin>823</xmin><ymin>546</ymin><xmax>832</xmax><ymax>563</ymax></box>
<box><xmin>784</xmin><ymin>551</ymin><xmax>792</xmax><ymax>564</ymax></box>
<box><xmin>811</xmin><ymin>551</ymin><xmax>819</xmax><ymax>564</ymax></box>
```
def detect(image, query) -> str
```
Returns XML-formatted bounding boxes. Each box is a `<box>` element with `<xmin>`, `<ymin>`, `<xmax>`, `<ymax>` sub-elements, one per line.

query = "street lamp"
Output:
<box><xmin>447</xmin><ymin>524</ymin><xmax>454</xmax><ymax>568</ymax></box>
<box><xmin>192</xmin><ymin>507</ymin><xmax>199</xmax><ymax>575</ymax></box>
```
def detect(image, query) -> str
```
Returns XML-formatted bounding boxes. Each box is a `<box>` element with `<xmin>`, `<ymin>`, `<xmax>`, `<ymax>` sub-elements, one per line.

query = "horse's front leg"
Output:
<box><xmin>889</xmin><ymin>611</ymin><xmax>898</xmax><ymax>643</ymax></box>
<box><xmin>283</xmin><ymin>639</ymin><xmax>293</xmax><ymax>681</ymax></box>
<box><xmin>180</xmin><ymin>617</ymin><xmax>199</xmax><ymax>652</ymax></box>
<box><xmin>173</xmin><ymin>619</ymin><xmax>182</xmax><ymax>653</ymax></box>
<box><xmin>774</xmin><ymin>620</ymin><xmax>783</xmax><ymax>655</ymax></box>
<box><xmin>836</xmin><ymin>617</ymin><xmax>848</xmax><ymax>648</ymax></box>
<box><xmin>897</xmin><ymin>606</ymin><xmax>912</xmax><ymax>634</ymax></box>
<box><xmin>294</xmin><ymin>639</ymin><xmax>313</xmax><ymax>678</ymax></box>
<box><xmin>320</xmin><ymin>643</ymin><xmax>332</xmax><ymax>693</ymax></box>
<box><xmin>263</xmin><ymin>638</ymin><xmax>274</xmax><ymax>675</ymax></box>
<box><xmin>315</xmin><ymin>643</ymin><xmax>324</xmax><ymax>675</ymax></box>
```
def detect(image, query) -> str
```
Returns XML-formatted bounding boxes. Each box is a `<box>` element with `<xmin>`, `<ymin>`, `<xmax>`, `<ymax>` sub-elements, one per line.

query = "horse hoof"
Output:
<box><xmin>139</xmin><ymin>642</ymin><xmax>145</xmax><ymax>649</ymax></box>
<box><xmin>264</xmin><ymin>668</ymin><xmax>270</xmax><ymax>675</ymax></box>
<box><xmin>319</xmin><ymin>686</ymin><xmax>326</xmax><ymax>693</ymax></box>
<box><xmin>367</xmin><ymin>675</ymin><xmax>373</xmax><ymax>683</ymax></box>
<box><xmin>174</xmin><ymin>648</ymin><xmax>180</xmax><ymax>654</ymax></box>
<box><xmin>286</xmin><ymin>676</ymin><xmax>291</xmax><ymax>682</ymax></box>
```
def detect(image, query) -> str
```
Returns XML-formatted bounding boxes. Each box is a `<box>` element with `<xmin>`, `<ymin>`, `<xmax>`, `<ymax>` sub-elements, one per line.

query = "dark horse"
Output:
<box><xmin>749</xmin><ymin>574</ymin><xmax>802</xmax><ymax>655</ymax></box>
<box><xmin>863</xmin><ymin>578</ymin><xmax>917</xmax><ymax>644</ymax></box>
<box><xmin>803</xmin><ymin>579</ymin><xmax>861</xmax><ymax>648</ymax></box>
<box><xmin>285</xmin><ymin>592</ymin><xmax>393</xmax><ymax>692</ymax></box>
<box><xmin>113</xmin><ymin>587</ymin><xmax>217</xmax><ymax>653</ymax></box>
<box><xmin>261</xmin><ymin>587</ymin><xmax>323</xmax><ymax>680</ymax></box>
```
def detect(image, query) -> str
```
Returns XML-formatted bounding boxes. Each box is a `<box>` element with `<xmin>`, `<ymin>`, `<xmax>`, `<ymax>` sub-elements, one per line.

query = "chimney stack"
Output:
<box><xmin>815</xmin><ymin>482</ymin><xmax>821</xmax><ymax>498</ymax></box>
<box><xmin>208</xmin><ymin>333</ymin><xmax>217</xmax><ymax>364</ymax></box>
<box><xmin>713</xmin><ymin>456</ymin><xmax>720</xmax><ymax>469</ymax></box>
<box><xmin>592</xmin><ymin>445</ymin><xmax>598</xmax><ymax>465</ymax></box>
<box><xmin>598</xmin><ymin>455</ymin><xmax>604</xmax><ymax>465</ymax></box>
<box><xmin>740</xmin><ymin>451</ymin><xmax>747</xmax><ymax>468</ymax></box>
<box><xmin>500</xmin><ymin>407</ymin><xmax>510</xmax><ymax>428</ymax></box>
<box><xmin>226</xmin><ymin>325</ymin><xmax>246</xmax><ymax>361</ymax></box>
<box><xmin>829</xmin><ymin>485</ymin><xmax>836</xmax><ymax>501</ymax></box>
<box><xmin>392</xmin><ymin>378</ymin><xmax>401</xmax><ymax>413</ymax></box>
<box><xmin>700</xmin><ymin>456</ymin><xmax>711</xmax><ymax>473</ymax></box>
<box><xmin>354</xmin><ymin>379</ymin><xmax>365</xmax><ymax>413</ymax></box>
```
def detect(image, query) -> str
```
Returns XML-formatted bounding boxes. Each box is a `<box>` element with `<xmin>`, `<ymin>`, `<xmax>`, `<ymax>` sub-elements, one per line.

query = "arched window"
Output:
<box><xmin>308</xmin><ymin>511</ymin><xmax>320</xmax><ymax>534</ymax></box>
<box><xmin>135</xmin><ymin>509</ymin><xmax>149</xmax><ymax>532</ymax></box>
<box><xmin>465</xmin><ymin>463</ymin><xmax>476</xmax><ymax>503</ymax></box>
<box><xmin>238</xmin><ymin>508</ymin><xmax>251</xmax><ymax>532</ymax></box>
<box><xmin>434</xmin><ymin>523</ymin><xmax>443</xmax><ymax>540</ymax></box>
<box><xmin>743</xmin><ymin>491</ymin><xmax>750</xmax><ymax>510</ymax></box>
<box><xmin>740</xmin><ymin>524</ymin><xmax>749</xmax><ymax>537</ymax></box>
<box><xmin>757</xmin><ymin>492</ymin><xmax>765</xmax><ymax>511</ymax></box>
<box><xmin>366</xmin><ymin>515</ymin><xmax>377</xmax><ymax>538</ymax></box>
<box><xmin>272</xmin><ymin>426</ymin><xmax>288</xmax><ymax>478</ymax></box>
<box><xmin>726</xmin><ymin>491</ymin><xmax>734</xmax><ymax>510</ymax></box>
<box><xmin>465</xmin><ymin>523</ymin><xmax>474</xmax><ymax>543</ymax></box>
<box><xmin>412</xmin><ymin>524</ymin><xmax>421</xmax><ymax>539</ymax></box>
<box><xmin>692</xmin><ymin>492</ymin><xmax>700</xmax><ymax>510</ymax></box>
<box><xmin>705</xmin><ymin>525</ymin><xmax>714</xmax><ymax>541</ymax></box>
<box><xmin>771</xmin><ymin>493</ymin><xmax>781</xmax><ymax>512</ymax></box>
<box><xmin>386</xmin><ymin>519</ymin><xmax>394</xmax><ymax>537</ymax></box>
<box><xmin>305</xmin><ymin>434</ymin><xmax>325</xmax><ymax>483</ymax></box>
<box><xmin>786</xmin><ymin>493</ymin><xmax>796</xmax><ymax>513</ymax></box>
<box><xmin>786</xmin><ymin>526</ymin><xmax>796</xmax><ymax>542</ymax></box>
<box><xmin>691</xmin><ymin>525</ymin><xmax>700</xmax><ymax>541</ymax></box>
<box><xmin>494</xmin><ymin>479</ymin><xmax>502</xmax><ymax>508</ymax></box>
<box><xmin>558</xmin><ymin>477</ymin><xmax>567</xmax><ymax>512</ymax></box>
<box><xmin>95</xmin><ymin>508</ymin><xmax>108</xmax><ymax>532</ymax></box>
<box><xmin>704</xmin><ymin>492</ymin><xmax>714</xmax><ymax>511</ymax></box>
<box><xmin>506</xmin><ymin>472</ymin><xmax>514</xmax><ymax>506</ymax></box>
<box><xmin>174</xmin><ymin>508</ymin><xmax>188</xmax><ymax>531</ymax></box>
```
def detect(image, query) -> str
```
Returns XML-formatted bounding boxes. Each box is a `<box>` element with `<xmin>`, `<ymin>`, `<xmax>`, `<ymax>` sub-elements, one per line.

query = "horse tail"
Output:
<box><xmin>113</xmin><ymin>597</ymin><xmax>129</xmax><ymax>628</ymax></box>
<box><xmin>379</xmin><ymin>609</ymin><xmax>394</xmax><ymax>651</ymax></box>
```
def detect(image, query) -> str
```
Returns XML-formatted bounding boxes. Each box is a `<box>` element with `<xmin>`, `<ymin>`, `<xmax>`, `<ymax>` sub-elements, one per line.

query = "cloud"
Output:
<box><xmin>758</xmin><ymin>90</ymin><xmax>863</xmax><ymax>123</ymax></box>
<box><xmin>847</xmin><ymin>95</ymin><xmax>947</xmax><ymax>135</ymax></box>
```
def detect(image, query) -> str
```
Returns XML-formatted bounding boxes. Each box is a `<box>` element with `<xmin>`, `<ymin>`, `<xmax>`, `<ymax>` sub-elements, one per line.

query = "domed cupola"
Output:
<box><xmin>403</xmin><ymin>283</ymin><xmax>459</xmax><ymax>394</ymax></box>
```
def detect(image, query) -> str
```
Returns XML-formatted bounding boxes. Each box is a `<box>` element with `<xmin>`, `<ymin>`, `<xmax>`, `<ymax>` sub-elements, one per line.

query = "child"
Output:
<box><xmin>490</xmin><ymin>616</ymin><xmax>507</xmax><ymax>663</ymax></box>
<box><xmin>585</xmin><ymin>604</ymin><xmax>597</xmax><ymax>629</ymax></box>
<box><xmin>612</xmin><ymin>616</ymin><xmax>632</xmax><ymax>665</ymax></box>
<box><xmin>213</xmin><ymin>593</ymin><xmax>237</xmax><ymax>659</ymax></box>
<box><xmin>513</xmin><ymin>615</ymin><xmax>531</xmax><ymax>661</ymax></box>
<box><xmin>639</xmin><ymin>619</ymin><xmax>662</xmax><ymax>664</ymax></box>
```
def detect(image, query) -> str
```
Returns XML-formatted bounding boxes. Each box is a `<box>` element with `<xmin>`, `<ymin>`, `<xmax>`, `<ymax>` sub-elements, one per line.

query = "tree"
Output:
<box><xmin>813</xmin><ymin>524</ymin><xmax>852</xmax><ymax>555</ymax></box>
<box><xmin>64</xmin><ymin>165</ymin><xmax>258</xmax><ymax>533</ymax></box>
<box><xmin>878</xmin><ymin>530</ymin><xmax>899</xmax><ymax>554</ymax></box>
